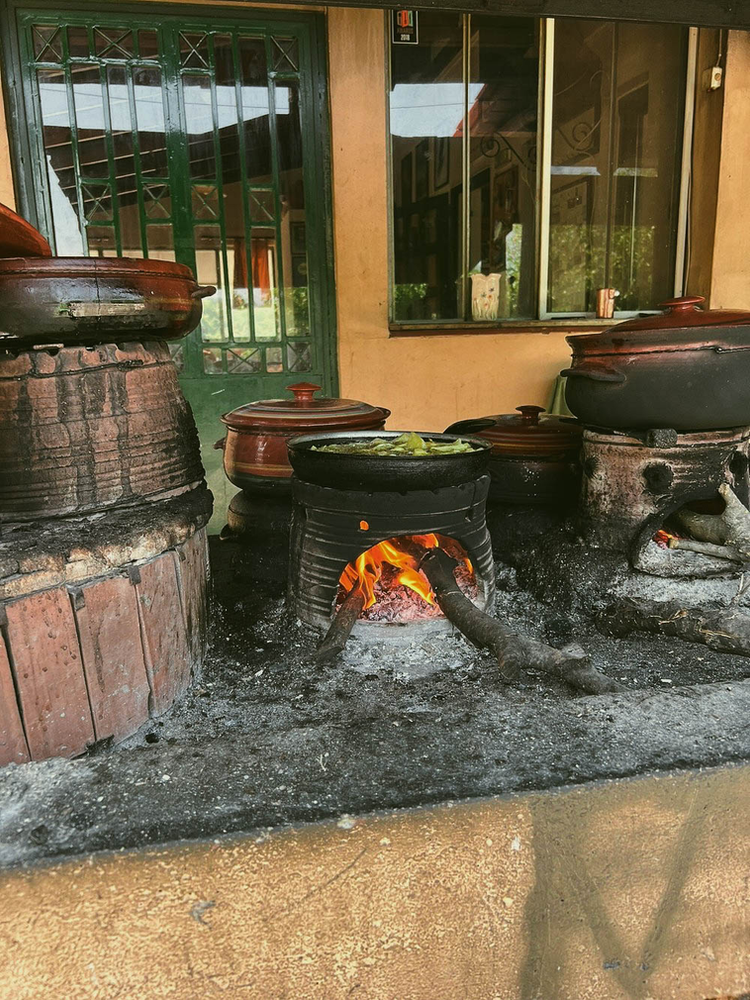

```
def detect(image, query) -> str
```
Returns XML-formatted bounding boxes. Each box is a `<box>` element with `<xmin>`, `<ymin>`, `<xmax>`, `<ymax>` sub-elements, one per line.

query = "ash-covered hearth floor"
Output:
<box><xmin>1</xmin><ymin>539</ymin><xmax>749</xmax><ymax>869</ymax></box>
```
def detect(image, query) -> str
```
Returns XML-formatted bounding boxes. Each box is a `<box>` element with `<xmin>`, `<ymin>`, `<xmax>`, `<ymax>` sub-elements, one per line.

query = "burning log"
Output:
<box><xmin>666</xmin><ymin>538</ymin><xmax>744</xmax><ymax>562</ymax></box>
<box><xmin>598</xmin><ymin>596</ymin><xmax>750</xmax><ymax>658</ymax></box>
<box><xmin>419</xmin><ymin>548</ymin><xmax>623</xmax><ymax>695</ymax></box>
<box><xmin>314</xmin><ymin>586</ymin><xmax>367</xmax><ymax>663</ymax></box>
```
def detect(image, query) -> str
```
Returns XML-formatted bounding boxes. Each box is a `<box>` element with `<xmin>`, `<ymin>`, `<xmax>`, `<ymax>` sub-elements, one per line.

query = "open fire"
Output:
<box><xmin>337</xmin><ymin>533</ymin><xmax>476</xmax><ymax>623</ymax></box>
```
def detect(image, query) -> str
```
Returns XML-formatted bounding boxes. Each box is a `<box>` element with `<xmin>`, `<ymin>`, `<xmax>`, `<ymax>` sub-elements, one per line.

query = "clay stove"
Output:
<box><xmin>578</xmin><ymin>426</ymin><xmax>750</xmax><ymax>577</ymax></box>
<box><xmin>288</xmin><ymin>475</ymin><xmax>496</xmax><ymax>631</ymax></box>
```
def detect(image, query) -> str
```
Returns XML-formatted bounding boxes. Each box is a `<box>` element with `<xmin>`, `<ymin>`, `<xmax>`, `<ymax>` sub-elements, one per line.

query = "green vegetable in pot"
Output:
<box><xmin>310</xmin><ymin>432</ymin><xmax>477</xmax><ymax>457</ymax></box>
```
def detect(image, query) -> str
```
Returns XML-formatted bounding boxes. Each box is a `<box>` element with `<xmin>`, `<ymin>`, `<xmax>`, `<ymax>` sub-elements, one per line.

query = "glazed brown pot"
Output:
<box><xmin>445</xmin><ymin>405</ymin><xmax>583</xmax><ymax>505</ymax></box>
<box><xmin>0</xmin><ymin>257</ymin><xmax>214</xmax><ymax>347</ymax></box>
<box><xmin>0</xmin><ymin>341</ymin><xmax>204</xmax><ymax>519</ymax></box>
<box><xmin>217</xmin><ymin>382</ymin><xmax>390</xmax><ymax>493</ymax></box>
<box><xmin>562</xmin><ymin>295</ymin><xmax>750</xmax><ymax>431</ymax></box>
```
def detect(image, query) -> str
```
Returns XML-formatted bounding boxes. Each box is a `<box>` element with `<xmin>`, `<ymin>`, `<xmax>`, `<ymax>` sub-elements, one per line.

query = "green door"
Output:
<box><xmin>5</xmin><ymin>2</ymin><xmax>337</xmax><ymax>525</ymax></box>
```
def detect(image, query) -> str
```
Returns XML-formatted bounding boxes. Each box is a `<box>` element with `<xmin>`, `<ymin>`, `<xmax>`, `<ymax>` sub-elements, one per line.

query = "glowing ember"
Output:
<box><xmin>338</xmin><ymin>533</ymin><xmax>475</xmax><ymax>622</ymax></box>
<box><xmin>653</xmin><ymin>527</ymin><xmax>684</xmax><ymax>549</ymax></box>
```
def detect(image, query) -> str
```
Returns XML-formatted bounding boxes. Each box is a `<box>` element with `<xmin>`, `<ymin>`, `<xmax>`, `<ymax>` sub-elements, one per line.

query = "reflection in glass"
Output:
<box><xmin>468</xmin><ymin>16</ymin><xmax>538</xmax><ymax>320</ymax></box>
<box><xmin>183</xmin><ymin>74</ymin><xmax>215</xmax><ymax>180</ymax></box>
<box><xmin>390</xmin><ymin>12</ymin><xmax>463</xmax><ymax>321</ymax></box>
<box><xmin>37</xmin><ymin>66</ymin><xmax>84</xmax><ymax>254</ymax></box>
<box><xmin>548</xmin><ymin>21</ymin><xmax>687</xmax><ymax>313</ymax></box>
<box><xmin>276</xmin><ymin>80</ymin><xmax>309</xmax><ymax>336</ymax></box>
<box><xmin>194</xmin><ymin>224</ymin><xmax>226</xmax><ymax>342</ymax></box>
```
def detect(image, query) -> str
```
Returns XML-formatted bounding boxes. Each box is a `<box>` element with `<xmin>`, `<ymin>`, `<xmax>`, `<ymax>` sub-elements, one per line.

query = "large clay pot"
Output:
<box><xmin>562</xmin><ymin>295</ymin><xmax>750</xmax><ymax>431</ymax></box>
<box><xmin>0</xmin><ymin>341</ymin><xmax>204</xmax><ymax>520</ymax></box>
<box><xmin>0</xmin><ymin>257</ymin><xmax>213</xmax><ymax>347</ymax></box>
<box><xmin>217</xmin><ymin>383</ymin><xmax>390</xmax><ymax>493</ymax></box>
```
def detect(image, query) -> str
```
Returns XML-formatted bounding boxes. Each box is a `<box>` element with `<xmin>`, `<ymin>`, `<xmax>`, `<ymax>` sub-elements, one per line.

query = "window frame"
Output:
<box><xmin>386</xmin><ymin>13</ymin><xmax>698</xmax><ymax>334</ymax></box>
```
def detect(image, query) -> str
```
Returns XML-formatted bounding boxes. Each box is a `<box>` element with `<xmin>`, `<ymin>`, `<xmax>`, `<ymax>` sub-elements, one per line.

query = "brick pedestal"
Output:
<box><xmin>0</xmin><ymin>488</ymin><xmax>211</xmax><ymax>764</ymax></box>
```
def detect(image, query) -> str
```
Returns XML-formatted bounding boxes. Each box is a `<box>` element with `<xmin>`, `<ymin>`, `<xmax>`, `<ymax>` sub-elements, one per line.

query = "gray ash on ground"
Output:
<box><xmin>1</xmin><ymin>537</ymin><xmax>749</xmax><ymax>868</ymax></box>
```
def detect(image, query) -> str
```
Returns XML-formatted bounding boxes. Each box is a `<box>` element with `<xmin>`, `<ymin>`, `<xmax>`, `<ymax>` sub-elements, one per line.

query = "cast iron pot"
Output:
<box><xmin>445</xmin><ymin>405</ymin><xmax>582</xmax><ymax>505</ymax></box>
<box><xmin>217</xmin><ymin>383</ymin><xmax>390</xmax><ymax>494</ymax></box>
<box><xmin>287</xmin><ymin>430</ymin><xmax>491</xmax><ymax>492</ymax></box>
<box><xmin>0</xmin><ymin>257</ymin><xmax>214</xmax><ymax>346</ymax></box>
<box><xmin>561</xmin><ymin>295</ymin><xmax>750</xmax><ymax>431</ymax></box>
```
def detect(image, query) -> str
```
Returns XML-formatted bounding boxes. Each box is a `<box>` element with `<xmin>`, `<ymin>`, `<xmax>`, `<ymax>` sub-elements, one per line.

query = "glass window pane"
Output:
<box><xmin>183</xmin><ymin>74</ymin><xmax>215</xmax><ymax>179</ymax></box>
<box><xmin>468</xmin><ymin>16</ymin><xmax>538</xmax><ymax>320</ymax></box>
<box><xmin>548</xmin><ymin>20</ymin><xmax>687</xmax><ymax>314</ymax></box>
<box><xmin>73</xmin><ymin>65</ymin><xmax>108</xmax><ymax>179</ymax></box>
<box><xmin>276</xmin><ymin>80</ymin><xmax>309</xmax><ymax>337</ymax></box>
<box><xmin>37</xmin><ymin>66</ymin><xmax>84</xmax><ymax>254</ymax></box>
<box><xmin>67</xmin><ymin>26</ymin><xmax>89</xmax><ymax>59</ymax></box>
<box><xmin>389</xmin><ymin>12</ymin><xmax>463</xmax><ymax>322</ymax></box>
<box><xmin>133</xmin><ymin>66</ymin><xmax>167</xmax><ymax>178</ymax></box>
<box><xmin>194</xmin><ymin>223</ymin><xmax>227</xmax><ymax>342</ymax></box>
<box><xmin>251</xmin><ymin>232</ymin><xmax>280</xmax><ymax>340</ymax></box>
<box><xmin>239</xmin><ymin>37</ymin><xmax>271</xmax><ymax>184</ymax></box>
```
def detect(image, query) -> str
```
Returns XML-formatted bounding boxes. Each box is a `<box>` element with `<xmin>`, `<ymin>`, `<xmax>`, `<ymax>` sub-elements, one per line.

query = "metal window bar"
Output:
<box><xmin>536</xmin><ymin>17</ymin><xmax>555</xmax><ymax>320</ymax></box>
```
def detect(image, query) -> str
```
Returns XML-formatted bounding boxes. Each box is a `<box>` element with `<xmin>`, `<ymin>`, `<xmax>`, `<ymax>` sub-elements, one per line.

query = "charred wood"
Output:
<box><xmin>314</xmin><ymin>587</ymin><xmax>366</xmax><ymax>662</ymax></box>
<box><xmin>674</xmin><ymin>483</ymin><xmax>750</xmax><ymax>560</ymax></box>
<box><xmin>420</xmin><ymin>548</ymin><xmax>623</xmax><ymax>695</ymax></box>
<box><xmin>598</xmin><ymin>596</ymin><xmax>750</xmax><ymax>658</ymax></box>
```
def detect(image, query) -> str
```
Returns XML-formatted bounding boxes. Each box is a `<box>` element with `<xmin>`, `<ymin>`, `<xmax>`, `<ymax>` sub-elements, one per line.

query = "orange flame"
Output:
<box><xmin>340</xmin><ymin>533</ymin><xmax>474</xmax><ymax>611</ymax></box>
<box><xmin>340</xmin><ymin>534</ymin><xmax>439</xmax><ymax>609</ymax></box>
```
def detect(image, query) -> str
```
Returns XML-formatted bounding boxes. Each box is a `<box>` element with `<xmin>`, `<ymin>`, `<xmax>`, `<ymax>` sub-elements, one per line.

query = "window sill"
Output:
<box><xmin>388</xmin><ymin>319</ymin><xmax>621</xmax><ymax>337</ymax></box>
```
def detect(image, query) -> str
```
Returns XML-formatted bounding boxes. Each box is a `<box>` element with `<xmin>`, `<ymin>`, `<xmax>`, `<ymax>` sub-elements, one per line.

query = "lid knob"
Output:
<box><xmin>516</xmin><ymin>405</ymin><xmax>545</xmax><ymax>425</ymax></box>
<box><xmin>658</xmin><ymin>294</ymin><xmax>705</xmax><ymax>314</ymax></box>
<box><xmin>287</xmin><ymin>382</ymin><xmax>322</xmax><ymax>406</ymax></box>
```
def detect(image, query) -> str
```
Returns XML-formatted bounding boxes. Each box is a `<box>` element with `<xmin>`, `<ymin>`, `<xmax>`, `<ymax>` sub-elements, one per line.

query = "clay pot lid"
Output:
<box><xmin>603</xmin><ymin>295</ymin><xmax>750</xmax><ymax>333</ymax></box>
<box><xmin>447</xmin><ymin>405</ymin><xmax>582</xmax><ymax>457</ymax></box>
<box><xmin>0</xmin><ymin>203</ymin><xmax>52</xmax><ymax>258</ymax></box>
<box><xmin>0</xmin><ymin>255</ymin><xmax>197</xmax><ymax>279</ymax></box>
<box><xmin>221</xmin><ymin>382</ymin><xmax>391</xmax><ymax>432</ymax></box>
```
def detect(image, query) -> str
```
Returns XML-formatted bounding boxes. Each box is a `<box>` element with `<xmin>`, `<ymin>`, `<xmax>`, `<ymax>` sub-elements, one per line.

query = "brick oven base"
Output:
<box><xmin>0</xmin><ymin>487</ymin><xmax>212</xmax><ymax>764</ymax></box>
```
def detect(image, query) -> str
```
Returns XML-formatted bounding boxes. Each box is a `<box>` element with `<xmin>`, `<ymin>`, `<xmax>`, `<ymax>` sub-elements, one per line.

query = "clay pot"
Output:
<box><xmin>217</xmin><ymin>383</ymin><xmax>390</xmax><ymax>493</ymax></box>
<box><xmin>0</xmin><ymin>257</ymin><xmax>213</xmax><ymax>347</ymax></box>
<box><xmin>562</xmin><ymin>295</ymin><xmax>750</xmax><ymax>430</ymax></box>
<box><xmin>0</xmin><ymin>341</ymin><xmax>204</xmax><ymax>519</ymax></box>
<box><xmin>445</xmin><ymin>405</ymin><xmax>583</xmax><ymax>505</ymax></box>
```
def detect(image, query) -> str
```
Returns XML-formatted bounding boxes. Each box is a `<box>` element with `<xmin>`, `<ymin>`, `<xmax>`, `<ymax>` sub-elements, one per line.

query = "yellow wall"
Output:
<box><xmin>1</xmin><ymin>765</ymin><xmax>748</xmax><ymax>999</ymax></box>
<box><xmin>711</xmin><ymin>30</ymin><xmax>750</xmax><ymax>309</ymax></box>
<box><xmin>327</xmin><ymin>8</ymin><xmax>574</xmax><ymax>431</ymax></box>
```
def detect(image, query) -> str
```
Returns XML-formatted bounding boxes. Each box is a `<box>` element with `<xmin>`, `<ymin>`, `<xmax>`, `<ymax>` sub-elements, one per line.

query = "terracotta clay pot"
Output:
<box><xmin>0</xmin><ymin>341</ymin><xmax>204</xmax><ymax>519</ymax></box>
<box><xmin>562</xmin><ymin>295</ymin><xmax>750</xmax><ymax>430</ymax></box>
<box><xmin>0</xmin><ymin>257</ymin><xmax>213</xmax><ymax>347</ymax></box>
<box><xmin>217</xmin><ymin>382</ymin><xmax>390</xmax><ymax>493</ymax></box>
<box><xmin>445</xmin><ymin>405</ymin><xmax>583</xmax><ymax>505</ymax></box>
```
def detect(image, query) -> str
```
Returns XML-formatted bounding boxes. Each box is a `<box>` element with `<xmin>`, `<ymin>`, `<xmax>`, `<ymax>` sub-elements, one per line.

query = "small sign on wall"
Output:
<box><xmin>392</xmin><ymin>10</ymin><xmax>418</xmax><ymax>45</ymax></box>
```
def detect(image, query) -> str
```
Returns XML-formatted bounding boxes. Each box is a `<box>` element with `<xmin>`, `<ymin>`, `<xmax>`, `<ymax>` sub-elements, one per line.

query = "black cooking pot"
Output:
<box><xmin>561</xmin><ymin>295</ymin><xmax>750</xmax><ymax>431</ymax></box>
<box><xmin>445</xmin><ymin>405</ymin><xmax>582</xmax><ymax>505</ymax></box>
<box><xmin>287</xmin><ymin>430</ymin><xmax>491</xmax><ymax>491</ymax></box>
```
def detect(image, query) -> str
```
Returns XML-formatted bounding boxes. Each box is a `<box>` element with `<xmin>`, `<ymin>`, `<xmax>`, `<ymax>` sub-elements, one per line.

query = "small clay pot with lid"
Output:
<box><xmin>217</xmin><ymin>382</ymin><xmax>391</xmax><ymax>493</ymax></box>
<box><xmin>445</xmin><ymin>405</ymin><xmax>582</xmax><ymax>505</ymax></box>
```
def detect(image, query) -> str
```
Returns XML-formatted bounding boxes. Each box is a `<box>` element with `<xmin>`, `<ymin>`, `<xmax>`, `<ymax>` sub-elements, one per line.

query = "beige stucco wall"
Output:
<box><xmin>0</xmin><ymin>764</ymin><xmax>748</xmax><ymax>999</ymax></box>
<box><xmin>327</xmin><ymin>7</ymin><xmax>574</xmax><ymax>431</ymax></box>
<box><xmin>710</xmin><ymin>30</ymin><xmax>750</xmax><ymax>309</ymax></box>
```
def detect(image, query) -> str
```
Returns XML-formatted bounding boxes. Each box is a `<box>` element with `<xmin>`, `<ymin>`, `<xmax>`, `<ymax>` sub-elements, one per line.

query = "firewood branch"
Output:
<box><xmin>674</xmin><ymin>483</ymin><xmax>750</xmax><ymax>561</ymax></box>
<box><xmin>420</xmin><ymin>548</ymin><xmax>623</xmax><ymax>695</ymax></box>
<box><xmin>598</xmin><ymin>596</ymin><xmax>750</xmax><ymax>657</ymax></box>
<box><xmin>315</xmin><ymin>587</ymin><xmax>366</xmax><ymax>662</ymax></box>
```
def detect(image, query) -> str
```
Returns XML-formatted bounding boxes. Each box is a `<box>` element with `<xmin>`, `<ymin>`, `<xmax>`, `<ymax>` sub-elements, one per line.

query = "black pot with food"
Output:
<box><xmin>445</xmin><ymin>405</ymin><xmax>582</xmax><ymax>505</ymax></box>
<box><xmin>561</xmin><ymin>295</ymin><xmax>750</xmax><ymax>431</ymax></box>
<box><xmin>287</xmin><ymin>430</ymin><xmax>491</xmax><ymax>491</ymax></box>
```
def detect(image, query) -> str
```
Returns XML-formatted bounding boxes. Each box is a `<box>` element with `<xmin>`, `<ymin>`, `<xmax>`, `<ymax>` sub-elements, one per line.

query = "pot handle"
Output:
<box><xmin>192</xmin><ymin>285</ymin><xmax>217</xmax><ymax>299</ymax></box>
<box><xmin>214</xmin><ymin>437</ymin><xmax>225</xmax><ymax>450</ymax></box>
<box><xmin>658</xmin><ymin>294</ymin><xmax>705</xmax><ymax>313</ymax></box>
<box><xmin>560</xmin><ymin>364</ymin><xmax>626</xmax><ymax>384</ymax></box>
<box><xmin>444</xmin><ymin>417</ymin><xmax>496</xmax><ymax>435</ymax></box>
<box><xmin>287</xmin><ymin>382</ymin><xmax>322</xmax><ymax>406</ymax></box>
